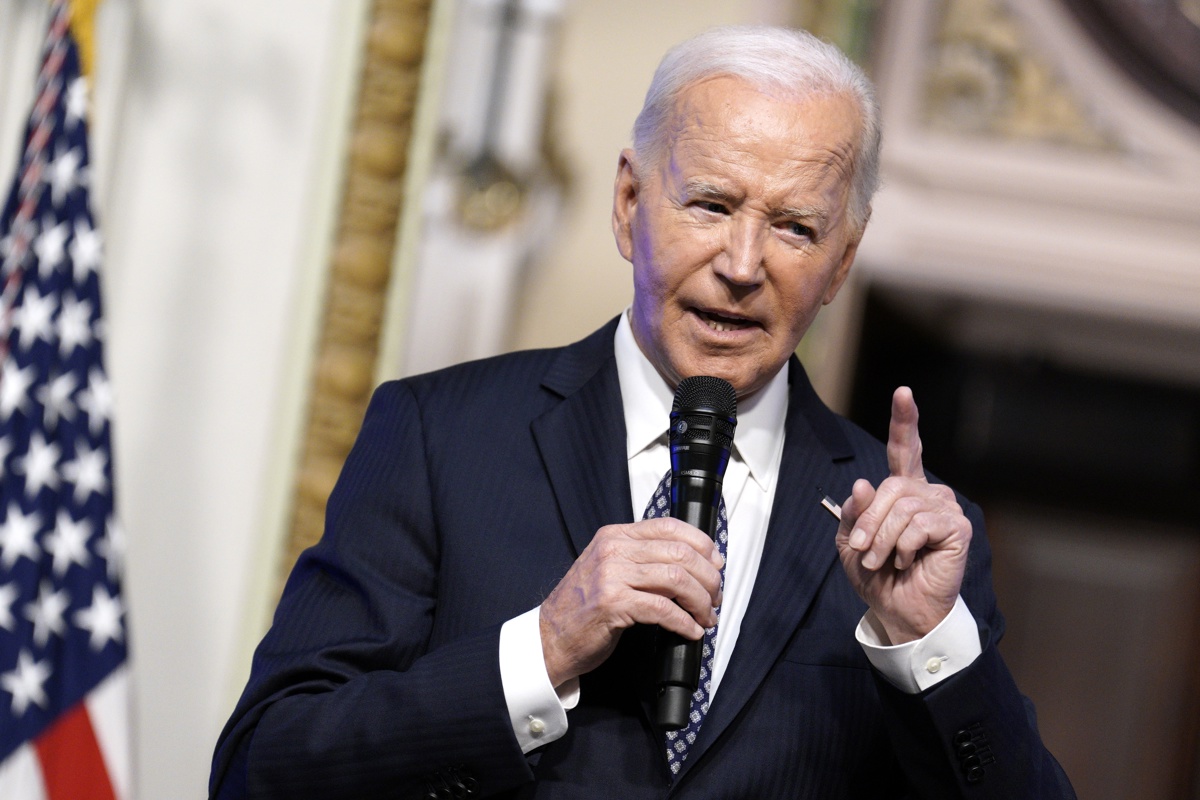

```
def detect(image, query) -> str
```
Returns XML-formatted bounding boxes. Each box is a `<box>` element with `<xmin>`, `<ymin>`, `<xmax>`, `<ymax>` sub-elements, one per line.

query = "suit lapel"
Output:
<box><xmin>530</xmin><ymin>335</ymin><xmax>863</xmax><ymax>778</ymax></box>
<box><xmin>531</xmin><ymin>318</ymin><xmax>634</xmax><ymax>556</ymax></box>
<box><xmin>676</xmin><ymin>359</ymin><xmax>857</xmax><ymax>776</ymax></box>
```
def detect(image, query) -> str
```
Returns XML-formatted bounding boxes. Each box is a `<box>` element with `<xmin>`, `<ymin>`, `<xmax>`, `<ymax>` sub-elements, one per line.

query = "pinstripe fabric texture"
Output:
<box><xmin>210</xmin><ymin>319</ymin><xmax>1075</xmax><ymax>799</ymax></box>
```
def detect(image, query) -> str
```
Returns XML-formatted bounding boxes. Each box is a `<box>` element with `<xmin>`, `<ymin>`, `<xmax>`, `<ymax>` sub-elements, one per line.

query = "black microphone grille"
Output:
<box><xmin>671</xmin><ymin>376</ymin><xmax>737</xmax><ymax>419</ymax></box>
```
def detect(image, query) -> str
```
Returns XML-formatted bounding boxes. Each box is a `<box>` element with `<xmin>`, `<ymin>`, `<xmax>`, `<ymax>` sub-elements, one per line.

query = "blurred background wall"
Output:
<box><xmin>2</xmin><ymin>0</ymin><xmax>1198</xmax><ymax>796</ymax></box>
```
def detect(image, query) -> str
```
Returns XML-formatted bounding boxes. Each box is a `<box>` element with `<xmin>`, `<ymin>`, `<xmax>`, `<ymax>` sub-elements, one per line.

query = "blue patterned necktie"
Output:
<box><xmin>641</xmin><ymin>469</ymin><xmax>729</xmax><ymax>776</ymax></box>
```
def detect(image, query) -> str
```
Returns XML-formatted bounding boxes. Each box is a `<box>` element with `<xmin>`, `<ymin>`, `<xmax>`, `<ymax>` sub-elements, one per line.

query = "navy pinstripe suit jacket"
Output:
<box><xmin>210</xmin><ymin>318</ymin><xmax>1074</xmax><ymax>799</ymax></box>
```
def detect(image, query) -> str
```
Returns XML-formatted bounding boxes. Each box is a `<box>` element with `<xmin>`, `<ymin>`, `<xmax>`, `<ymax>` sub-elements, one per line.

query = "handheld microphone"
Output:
<box><xmin>654</xmin><ymin>375</ymin><xmax>737</xmax><ymax>730</ymax></box>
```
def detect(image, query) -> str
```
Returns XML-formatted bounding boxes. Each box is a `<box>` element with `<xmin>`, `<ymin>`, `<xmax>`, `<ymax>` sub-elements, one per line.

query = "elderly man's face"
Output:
<box><xmin>613</xmin><ymin>76</ymin><xmax>863</xmax><ymax>397</ymax></box>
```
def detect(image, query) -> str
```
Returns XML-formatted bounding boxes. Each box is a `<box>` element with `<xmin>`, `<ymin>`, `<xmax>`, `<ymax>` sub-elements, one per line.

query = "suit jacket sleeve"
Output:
<box><xmin>209</xmin><ymin>382</ymin><xmax>534</xmax><ymax>800</ymax></box>
<box><xmin>874</xmin><ymin>497</ymin><xmax>1077</xmax><ymax>799</ymax></box>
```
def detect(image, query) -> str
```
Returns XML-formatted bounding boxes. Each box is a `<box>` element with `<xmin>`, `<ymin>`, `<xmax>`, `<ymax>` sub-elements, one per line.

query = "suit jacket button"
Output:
<box><xmin>966</xmin><ymin>766</ymin><xmax>985</xmax><ymax>784</ymax></box>
<box><xmin>957</xmin><ymin>741</ymin><xmax>977</xmax><ymax>758</ymax></box>
<box><xmin>953</xmin><ymin>729</ymin><xmax>973</xmax><ymax>746</ymax></box>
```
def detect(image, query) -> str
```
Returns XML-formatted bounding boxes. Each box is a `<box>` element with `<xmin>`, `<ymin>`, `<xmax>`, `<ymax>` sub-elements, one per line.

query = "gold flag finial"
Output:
<box><xmin>66</xmin><ymin>0</ymin><xmax>103</xmax><ymax>80</ymax></box>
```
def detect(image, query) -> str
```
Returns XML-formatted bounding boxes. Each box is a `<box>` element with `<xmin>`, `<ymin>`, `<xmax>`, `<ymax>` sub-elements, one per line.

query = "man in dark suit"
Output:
<box><xmin>211</xmin><ymin>26</ymin><xmax>1074</xmax><ymax>799</ymax></box>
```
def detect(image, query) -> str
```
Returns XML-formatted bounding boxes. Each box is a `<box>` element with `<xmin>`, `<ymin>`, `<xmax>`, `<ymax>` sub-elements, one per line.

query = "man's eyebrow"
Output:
<box><xmin>681</xmin><ymin>180</ymin><xmax>737</xmax><ymax>202</ymax></box>
<box><xmin>778</xmin><ymin>205</ymin><xmax>829</xmax><ymax>223</ymax></box>
<box><xmin>680</xmin><ymin>180</ymin><xmax>832</xmax><ymax>224</ymax></box>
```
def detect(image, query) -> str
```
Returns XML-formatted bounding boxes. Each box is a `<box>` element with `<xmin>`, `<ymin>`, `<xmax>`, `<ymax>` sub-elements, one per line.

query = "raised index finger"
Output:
<box><xmin>887</xmin><ymin>386</ymin><xmax>925</xmax><ymax>479</ymax></box>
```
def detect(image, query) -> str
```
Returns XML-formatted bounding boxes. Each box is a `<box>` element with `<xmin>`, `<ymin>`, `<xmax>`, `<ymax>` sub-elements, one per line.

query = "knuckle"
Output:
<box><xmin>593</xmin><ymin>579</ymin><xmax>621</xmax><ymax>610</ymax></box>
<box><xmin>649</xmin><ymin>594</ymin><xmax>675</xmax><ymax>619</ymax></box>
<box><xmin>664</xmin><ymin>563</ymin><xmax>688</xmax><ymax>587</ymax></box>
<box><xmin>664</xmin><ymin>540</ymin><xmax>691</xmax><ymax>565</ymax></box>
<box><xmin>595</xmin><ymin>538</ymin><xmax>622</xmax><ymax>560</ymax></box>
<box><xmin>913</xmin><ymin>510</ymin><xmax>939</xmax><ymax>533</ymax></box>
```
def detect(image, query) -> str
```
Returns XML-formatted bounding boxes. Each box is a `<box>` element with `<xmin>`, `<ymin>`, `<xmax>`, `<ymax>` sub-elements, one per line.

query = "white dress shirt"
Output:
<box><xmin>498</xmin><ymin>313</ymin><xmax>981</xmax><ymax>753</ymax></box>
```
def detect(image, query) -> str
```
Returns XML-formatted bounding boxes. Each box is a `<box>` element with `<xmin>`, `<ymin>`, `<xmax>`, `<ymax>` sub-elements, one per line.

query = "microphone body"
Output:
<box><xmin>654</xmin><ymin>376</ymin><xmax>737</xmax><ymax>730</ymax></box>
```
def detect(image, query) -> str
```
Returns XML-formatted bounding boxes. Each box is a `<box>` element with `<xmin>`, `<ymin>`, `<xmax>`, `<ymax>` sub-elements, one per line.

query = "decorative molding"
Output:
<box><xmin>922</xmin><ymin>0</ymin><xmax>1119</xmax><ymax>150</ymax></box>
<box><xmin>860</xmin><ymin>0</ymin><xmax>1200</xmax><ymax>338</ymax></box>
<box><xmin>277</xmin><ymin>0</ymin><xmax>434</xmax><ymax>594</ymax></box>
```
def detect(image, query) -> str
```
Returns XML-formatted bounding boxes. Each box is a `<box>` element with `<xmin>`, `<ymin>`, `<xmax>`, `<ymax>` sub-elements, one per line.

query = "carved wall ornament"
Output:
<box><xmin>922</xmin><ymin>0</ymin><xmax>1122</xmax><ymax>150</ymax></box>
<box><xmin>278</xmin><ymin>0</ymin><xmax>433</xmax><ymax>593</ymax></box>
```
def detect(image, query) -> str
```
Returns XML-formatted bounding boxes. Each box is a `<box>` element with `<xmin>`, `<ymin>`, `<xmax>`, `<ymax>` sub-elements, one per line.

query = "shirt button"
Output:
<box><xmin>528</xmin><ymin>717</ymin><xmax>546</xmax><ymax>736</ymax></box>
<box><xmin>925</xmin><ymin>657</ymin><xmax>943</xmax><ymax>674</ymax></box>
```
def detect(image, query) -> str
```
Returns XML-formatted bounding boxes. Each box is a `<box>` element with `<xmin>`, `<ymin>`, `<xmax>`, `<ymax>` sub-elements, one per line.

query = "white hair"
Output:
<box><xmin>631</xmin><ymin>25</ymin><xmax>882</xmax><ymax>235</ymax></box>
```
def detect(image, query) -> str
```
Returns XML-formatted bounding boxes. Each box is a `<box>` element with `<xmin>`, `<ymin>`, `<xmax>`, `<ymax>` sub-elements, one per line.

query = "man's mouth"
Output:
<box><xmin>697</xmin><ymin>309</ymin><xmax>756</xmax><ymax>333</ymax></box>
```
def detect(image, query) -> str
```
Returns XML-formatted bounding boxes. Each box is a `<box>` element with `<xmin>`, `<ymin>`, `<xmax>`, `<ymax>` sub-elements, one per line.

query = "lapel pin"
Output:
<box><xmin>816</xmin><ymin>487</ymin><xmax>842</xmax><ymax>521</ymax></box>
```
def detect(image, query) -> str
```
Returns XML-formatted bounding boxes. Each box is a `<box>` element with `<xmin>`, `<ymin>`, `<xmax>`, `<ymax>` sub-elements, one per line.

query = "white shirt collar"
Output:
<box><xmin>613</xmin><ymin>311</ymin><xmax>789</xmax><ymax>487</ymax></box>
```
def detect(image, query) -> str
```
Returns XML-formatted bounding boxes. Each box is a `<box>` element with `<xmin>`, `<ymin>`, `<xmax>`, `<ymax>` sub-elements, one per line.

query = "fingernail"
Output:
<box><xmin>861</xmin><ymin>551</ymin><xmax>879</xmax><ymax>570</ymax></box>
<box><xmin>849</xmin><ymin>528</ymin><xmax>867</xmax><ymax>549</ymax></box>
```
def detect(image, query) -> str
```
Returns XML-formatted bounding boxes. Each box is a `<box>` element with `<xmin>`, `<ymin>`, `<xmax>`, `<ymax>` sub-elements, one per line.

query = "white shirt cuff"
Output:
<box><xmin>499</xmin><ymin>606</ymin><xmax>576</xmax><ymax>753</ymax></box>
<box><xmin>855</xmin><ymin>595</ymin><xmax>982</xmax><ymax>694</ymax></box>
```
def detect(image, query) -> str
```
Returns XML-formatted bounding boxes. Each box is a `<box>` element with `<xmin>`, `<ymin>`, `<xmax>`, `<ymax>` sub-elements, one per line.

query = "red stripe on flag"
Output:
<box><xmin>33</xmin><ymin>701</ymin><xmax>118</xmax><ymax>800</ymax></box>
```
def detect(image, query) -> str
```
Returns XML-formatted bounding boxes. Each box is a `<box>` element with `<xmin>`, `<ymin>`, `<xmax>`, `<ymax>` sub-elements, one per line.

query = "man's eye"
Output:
<box><xmin>698</xmin><ymin>201</ymin><xmax>728</xmax><ymax>214</ymax></box>
<box><xmin>782</xmin><ymin>221</ymin><xmax>814</xmax><ymax>238</ymax></box>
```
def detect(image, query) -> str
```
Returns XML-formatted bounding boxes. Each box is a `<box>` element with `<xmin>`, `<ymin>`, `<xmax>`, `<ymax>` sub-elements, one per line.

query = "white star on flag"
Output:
<box><xmin>77</xmin><ymin>368</ymin><xmax>113</xmax><ymax>435</ymax></box>
<box><xmin>44</xmin><ymin>511</ymin><xmax>92</xmax><ymax>577</ymax></box>
<box><xmin>56</xmin><ymin>292</ymin><xmax>94</xmax><ymax>356</ymax></box>
<box><xmin>0</xmin><ymin>362</ymin><xmax>35</xmax><ymax>421</ymax></box>
<box><xmin>69</xmin><ymin>216</ymin><xmax>102</xmax><ymax>280</ymax></box>
<box><xmin>35</xmin><ymin>371</ymin><xmax>79</xmax><ymax>429</ymax></box>
<box><xmin>14</xmin><ymin>431</ymin><xmax>62</xmax><ymax>496</ymax></box>
<box><xmin>0</xmin><ymin>504</ymin><xmax>41</xmax><ymax>569</ymax></box>
<box><xmin>0</xmin><ymin>583</ymin><xmax>17</xmax><ymax>631</ymax></box>
<box><xmin>11</xmin><ymin>286</ymin><xmax>57</xmax><ymax>351</ymax></box>
<box><xmin>48</xmin><ymin>146</ymin><xmax>82</xmax><ymax>208</ymax></box>
<box><xmin>62</xmin><ymin>439</ymin><xmax>108</xmax><ymax>503</ymax></box>
<box><xmin>23</xmin><ymin>581</ymin><xmax>70</xmax><ymax>648</ymax></box>
<box><xmin>1</xmin><ymin>650</ymin><xmax>52</xmax><ymax>717</ymax></box>
<box><xmin>32</xmin><ymin>218</ymin><xmax>69</xmax><ymax>278</ymax></box>
<box><xmin>95</xmin><ymin>518</ymin><xmax>126</xmax><ymax>583</ymax></box>
<box><xmin>74</xmin><ymin>585</ymin><xmax>124</xmax><ymax>651</ymax></box>
<box><xmin>65</xmin><ymin>76</ymin><xmax>89</xmax><ymax>126</ymax></box>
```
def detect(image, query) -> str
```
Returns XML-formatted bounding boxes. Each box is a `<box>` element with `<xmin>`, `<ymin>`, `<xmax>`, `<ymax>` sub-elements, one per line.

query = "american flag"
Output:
<box><xmin>0</xmin><ymin>2</ymin><xmax>132</xmax><ymax>798</ymax></box>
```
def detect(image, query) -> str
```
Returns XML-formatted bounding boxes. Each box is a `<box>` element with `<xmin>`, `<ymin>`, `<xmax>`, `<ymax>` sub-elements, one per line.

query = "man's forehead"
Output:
<box><xmin>661</xmin><ymin>77</ymin><xmax>859</xmax><ymax>163</ymax></box>
<box><xmin>653</xmin><ymin>88</ymin><xmax>857</xmax><ymax>202</ymax></box>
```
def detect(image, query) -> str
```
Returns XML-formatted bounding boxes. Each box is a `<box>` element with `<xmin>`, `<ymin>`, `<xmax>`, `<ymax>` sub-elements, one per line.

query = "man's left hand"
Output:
<box><xmin>835</xmin><ymin>387</ymin><xmax>972</xmax><ymax>644</ymax></box>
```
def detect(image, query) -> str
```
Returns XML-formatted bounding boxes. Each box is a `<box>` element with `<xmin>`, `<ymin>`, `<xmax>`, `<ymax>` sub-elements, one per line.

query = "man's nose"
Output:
<box><xmin>714</xmin><ymin>217</ymin><xmax>766</xmax><ymax>286</ymax></box>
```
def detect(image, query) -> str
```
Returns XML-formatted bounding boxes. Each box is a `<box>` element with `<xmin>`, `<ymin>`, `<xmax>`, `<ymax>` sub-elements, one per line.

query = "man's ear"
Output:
<box><xmin>612</xmin><ymin>149</ymin><xmax>639</xmax><ymax>263</ymax></box>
